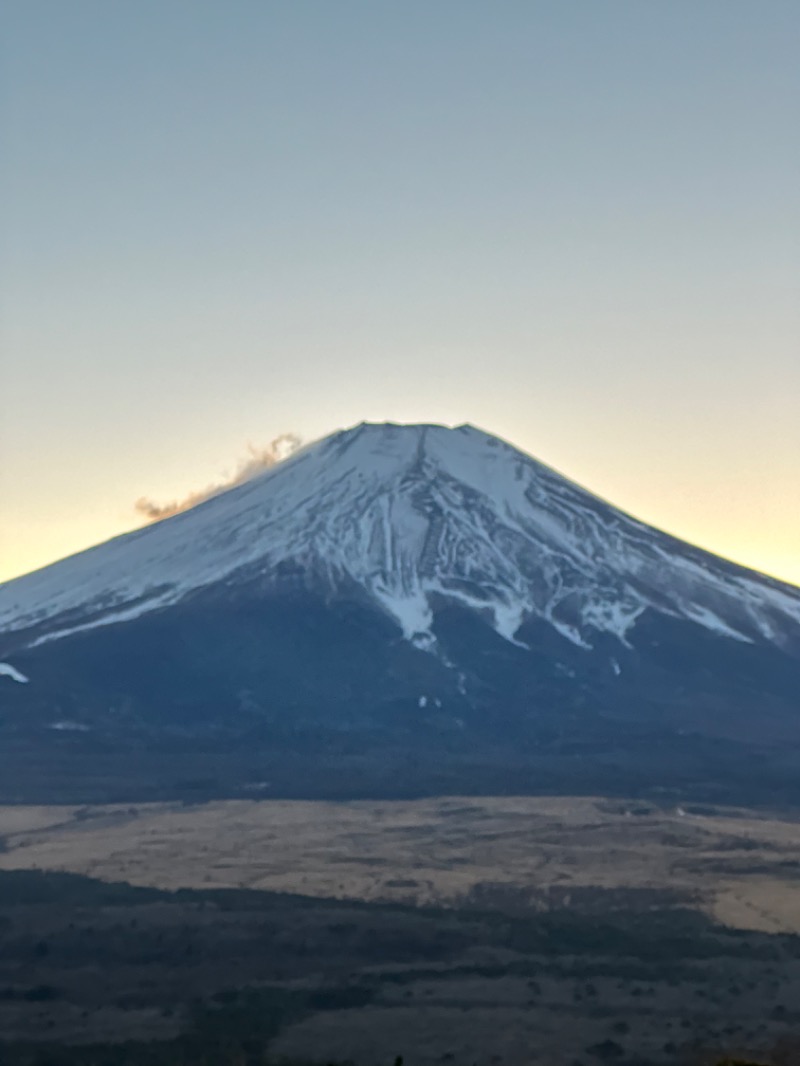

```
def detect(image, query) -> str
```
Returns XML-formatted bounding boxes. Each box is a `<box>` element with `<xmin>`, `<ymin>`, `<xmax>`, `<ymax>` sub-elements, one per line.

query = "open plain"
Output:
<box><xmin>2</xmin><ymin>795</ymin><xmax>800</xmax><ymax>934</ymax></box>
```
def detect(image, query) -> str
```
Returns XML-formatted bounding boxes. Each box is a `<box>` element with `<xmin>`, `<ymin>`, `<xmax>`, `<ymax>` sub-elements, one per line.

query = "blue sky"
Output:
<box><xmin>2</xmin><ymin>1</ymin><xmax>799</xmax><ymax>583</ymax></box>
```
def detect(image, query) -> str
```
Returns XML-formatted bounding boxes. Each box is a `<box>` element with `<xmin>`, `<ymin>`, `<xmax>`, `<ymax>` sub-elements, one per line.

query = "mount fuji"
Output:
<box><xmin>1</xmin><ymin>422</ymin><xmax>799</xmax><ymax>805</ymax></box>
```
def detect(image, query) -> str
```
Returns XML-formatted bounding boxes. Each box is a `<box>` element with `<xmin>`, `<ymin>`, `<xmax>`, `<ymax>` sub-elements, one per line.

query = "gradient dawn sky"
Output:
<box><xmin>2</xmin><ymin>1</ymin><xmax>798</xmax><ymax>586</ymax></box>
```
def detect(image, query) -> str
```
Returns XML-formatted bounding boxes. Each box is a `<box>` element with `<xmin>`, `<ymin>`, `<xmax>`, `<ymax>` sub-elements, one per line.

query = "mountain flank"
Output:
<box><xmin>1</xmin><ymin>422</ymin><xmax>798</xmax><ymax>805</ymax></box>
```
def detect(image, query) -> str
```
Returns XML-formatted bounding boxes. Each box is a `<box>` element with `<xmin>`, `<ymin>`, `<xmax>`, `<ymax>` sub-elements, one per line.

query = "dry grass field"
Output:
<box><xmin>1</xmin><ymin>795</ymin><xmax>800</xmax><ymax>935</ymax></box>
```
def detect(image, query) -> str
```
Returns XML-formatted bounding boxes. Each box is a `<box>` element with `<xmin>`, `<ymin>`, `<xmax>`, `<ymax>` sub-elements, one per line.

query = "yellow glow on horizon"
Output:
<box><xmin>0</xmin><ymin>516</ymin><xmax>140</xmax><ymax>585</ymax></box>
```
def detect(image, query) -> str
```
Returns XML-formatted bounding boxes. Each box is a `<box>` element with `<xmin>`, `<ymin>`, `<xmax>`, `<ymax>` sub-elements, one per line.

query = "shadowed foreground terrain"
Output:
<box><xmin>1</xmin><ymin>797</ymin><xmax>800</xmax><ymax>1064</ymax></box>
<box><xmin>1</xmin><ymin>868</ymin><xmax>800</xmax><ymax>1066</ymax></box>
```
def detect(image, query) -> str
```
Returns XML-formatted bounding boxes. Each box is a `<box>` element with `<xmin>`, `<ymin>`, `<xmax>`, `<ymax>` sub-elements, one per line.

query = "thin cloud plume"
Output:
<box><xmin>134</xmin><ymin>433</ymin><xmax>302</xmax><ymax>523</ymax></box>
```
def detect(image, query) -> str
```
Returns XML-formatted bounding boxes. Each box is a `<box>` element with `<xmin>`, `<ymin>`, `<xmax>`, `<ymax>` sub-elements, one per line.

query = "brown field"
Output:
<box><xmin>2</xmin><ymin>795</ymin><xmax>800</xmax><ymax>934</ymax></box>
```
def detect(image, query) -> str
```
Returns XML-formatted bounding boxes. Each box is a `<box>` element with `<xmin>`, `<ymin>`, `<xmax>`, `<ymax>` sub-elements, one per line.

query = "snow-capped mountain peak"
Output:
<box><xmin>1</xmin><ymin>422</ymin><xmax>799</xmax><ymax>658</ymax></box>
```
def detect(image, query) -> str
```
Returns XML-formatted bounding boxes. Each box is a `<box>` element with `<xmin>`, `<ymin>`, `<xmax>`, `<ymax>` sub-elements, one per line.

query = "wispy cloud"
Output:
<box><xmin>134</xmin><ymin>433</ymin><xmax>302</xmax><ymax>522</ymax></box>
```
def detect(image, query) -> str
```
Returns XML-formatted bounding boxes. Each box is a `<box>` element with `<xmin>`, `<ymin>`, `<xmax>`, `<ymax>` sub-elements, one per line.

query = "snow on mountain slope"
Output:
<box><xmin>0</xmin><ymin>662</ymin><xmax>28</xmax><ymax>683</ymax></box>
<box><xmin>1</xmin><ymin>422</ymin><xmax>799</xmax><ymax>655</ymax></box>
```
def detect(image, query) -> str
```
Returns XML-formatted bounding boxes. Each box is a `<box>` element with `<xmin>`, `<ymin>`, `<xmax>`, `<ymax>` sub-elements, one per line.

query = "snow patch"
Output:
<box><xmin>372</xmin><ymin>583</ymin><xmax>433</xmax><ymax>644</ymax></box>
<box><xmin>582</xmin><ymin>601</ymin><xmax>644</xmax><ymax>647</ymax></box>
<box><xmin>493</xmin><ymin>602</ymin><xmax>528</xmax><ymax>647</ymax></box>
<box><xmin>0</xmin><ymin>662</ymin><xmax>28</xmax><ymax>683</ymax></box>
<box><xmin>28</xmin><ymin>590</ymin><xmax>180</xmax><ymax>648</ymax></box>
<box><xmin>683</xmin><ymin>606</ymin><xmax>753</xmax><ymax>643</ymax></box>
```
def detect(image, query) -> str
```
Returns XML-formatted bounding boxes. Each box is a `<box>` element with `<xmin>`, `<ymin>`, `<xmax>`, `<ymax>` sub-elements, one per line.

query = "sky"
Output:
<box><xmin>1</xmin><ymin>0</ymin><xmax>798</xmax><ymax>586</ymax></box>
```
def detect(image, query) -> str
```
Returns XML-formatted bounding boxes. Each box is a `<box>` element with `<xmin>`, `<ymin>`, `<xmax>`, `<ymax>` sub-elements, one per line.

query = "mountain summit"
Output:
<box><xmin>1</xmin><ymin>422</ymin><xmax>799</xmax><ymax>805</ymax></box>
<box><xmin>2</xmin><ymin>421</ymin><xmax>798</xmax><ymax>654</ymax></box>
